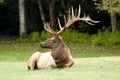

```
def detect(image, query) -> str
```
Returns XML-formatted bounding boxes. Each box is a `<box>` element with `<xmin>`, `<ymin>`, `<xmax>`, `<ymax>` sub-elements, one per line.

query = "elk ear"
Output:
<box><xmin>54</xmin><ymin>34</ymin><xmax>59</xmax><ymax>37</ymax></box>
<box><xmin>56</xmin><ymin>35</ymin><xmax>64</xmax><ymax>42</ymax></box>
<box><xmin>53</xmin><ymin>35</ymin><xmax>61</xmax><ymax>41</ymax></box>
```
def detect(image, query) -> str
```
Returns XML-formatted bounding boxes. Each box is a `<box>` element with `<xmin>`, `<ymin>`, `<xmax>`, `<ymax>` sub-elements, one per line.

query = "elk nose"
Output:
<box><xmin>40</xmin><ymin>43</ymin><xmax>43</xmax><ymax>47</ymax></box>
<box><xmin>40</xmin><ymin>43</ymin><xmax>45</xmax><ymax>48</ymax></box>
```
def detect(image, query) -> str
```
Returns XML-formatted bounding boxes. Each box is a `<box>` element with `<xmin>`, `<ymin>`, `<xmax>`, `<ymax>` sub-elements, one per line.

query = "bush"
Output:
<box><xmin>91</xmin><ymin>30</ymin><xmax>120</xmax><ymax>45</ymax></box>
<box><xmin>91</xmin><ymin>30</ymin><xmax>107</xmax><ymax>45</ymax></box>
<box><xmin>61</xmin><ymin>29</ymin><xmax>79</xmax><ymax>42</ymax></box>
<box><xmin>108</xmin><ymin>31</ymin><xmax>120</xmax><ymax>45</ymax></box>
<box><xmin>61</xmin><ymin>29</ymin><xmax>90</xmax><ymax>44</ymax></box>
<box><xmin>28</xmin><ymin>29</ymin><xmax>120</xmax><ymax>46</ymax></box>
<box><xmin>28</xmin><ymin>31</ymin><xmax>40</xmax><ymax>42</ymax></box>
<box><xmin>40</xmin><ymin>29</ymin><xmax>88</xmax><ymax>43</ymax></box>
<box><xmin>40</xmin><ymin>31</ymin><xmax>51</xmax><ymax>40</ymax></box>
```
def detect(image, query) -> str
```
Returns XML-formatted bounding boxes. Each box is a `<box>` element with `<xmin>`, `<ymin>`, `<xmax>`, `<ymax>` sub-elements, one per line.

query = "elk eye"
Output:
<box><xmin>53</xmin><ymin>40</ymin><xmax>57</xmax><ymax>43</ymax></box>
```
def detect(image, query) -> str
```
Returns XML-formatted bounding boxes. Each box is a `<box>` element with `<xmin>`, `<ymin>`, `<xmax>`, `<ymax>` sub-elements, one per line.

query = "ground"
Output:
<box><xmin>0</xmin><ymin>39</ymin><xmax>120</xmax><ymax>80</ymax></box>
<box><xmin>0</xmin><ymin>57</ymin><xmax>120</xmax><ymax>80</ymax></box>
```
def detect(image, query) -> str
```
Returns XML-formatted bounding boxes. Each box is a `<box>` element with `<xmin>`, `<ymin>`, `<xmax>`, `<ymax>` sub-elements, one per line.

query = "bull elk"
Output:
<box><xmin>27</xmin><ymin>5</ymin><xmax>99</xmax><ymax>70</ymax></box>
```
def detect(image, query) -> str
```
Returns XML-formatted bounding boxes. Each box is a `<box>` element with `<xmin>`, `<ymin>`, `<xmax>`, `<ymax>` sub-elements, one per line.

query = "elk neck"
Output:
<box><xmin>51</xmin><ymin>36</ymin><xmax>67</xmax><ymax>60</ymax></box>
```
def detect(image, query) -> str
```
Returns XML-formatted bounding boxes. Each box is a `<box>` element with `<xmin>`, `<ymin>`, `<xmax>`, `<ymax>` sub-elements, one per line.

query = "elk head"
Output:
<box><xmin>40</xmin><ymin>5</ymin><xmax>99</xmax><ymax>49</ymax></box>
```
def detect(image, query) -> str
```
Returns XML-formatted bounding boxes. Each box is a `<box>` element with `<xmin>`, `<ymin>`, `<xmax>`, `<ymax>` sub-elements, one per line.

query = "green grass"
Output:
<box><xmin>0</xmin><ymin>39</ymin><xmax>120</xmax><ymax>61</ymax></box>
<box><xmin>0</xmin><ymin>38</ymin><xmax>120</xmax><ymax>80</ymax></box>
<box><xmin>0</xmin><ymin>57</ymin><xmax>120</xmax><ymax>80</ymax></box>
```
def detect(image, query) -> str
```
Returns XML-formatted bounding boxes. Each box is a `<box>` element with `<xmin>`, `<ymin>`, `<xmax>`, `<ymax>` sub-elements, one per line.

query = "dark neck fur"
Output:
<box><xmin>51</xmin><ymin>42</ymin><xmax>66</xmax><ymax>59</ymax></box>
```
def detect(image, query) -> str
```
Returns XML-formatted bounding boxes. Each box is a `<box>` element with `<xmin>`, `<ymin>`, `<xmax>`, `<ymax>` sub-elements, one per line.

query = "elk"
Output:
<box><xmin>27</xmin><ymin>5</ymin><xmax>99</xmax><ymax>70</ymax></box>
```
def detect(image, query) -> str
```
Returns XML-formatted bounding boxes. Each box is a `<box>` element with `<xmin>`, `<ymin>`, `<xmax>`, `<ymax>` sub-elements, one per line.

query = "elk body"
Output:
<box><xmin>27</xmin><ymin>51</ymin><xmax>56</xmax><ymax>70</ymax></box>
<box><xmin>40</xmin><ymin>35</ymin><xmax>74</xmax><ymax>68</ymax></box>
<box><xmin>27</xmin><ymin>5</ymin><xmax>99</xmax><ymax>70</ymax></box>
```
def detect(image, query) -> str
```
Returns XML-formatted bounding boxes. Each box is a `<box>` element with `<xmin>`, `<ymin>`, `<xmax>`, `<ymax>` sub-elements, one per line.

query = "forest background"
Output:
<box><xmin>0</xmin><ymin>0</ymin><xmax>120</xmax><ymax>45</ymax></box>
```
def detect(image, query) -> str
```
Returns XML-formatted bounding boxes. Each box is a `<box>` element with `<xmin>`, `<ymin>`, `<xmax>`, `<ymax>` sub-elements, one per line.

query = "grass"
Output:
<box><xmin>0</xmin><ymin>57</ymin><xmax>120</xmax><ymax>80</ymax></box>
<box><xmin>0</xmin><ymin>38</ymin><xmax>120</xmax><ymax>61</ymax></box>
<box><xmin>0</xmin><ymin>37</ymin><xmax>120</xmax><ymax>80</ymax></box>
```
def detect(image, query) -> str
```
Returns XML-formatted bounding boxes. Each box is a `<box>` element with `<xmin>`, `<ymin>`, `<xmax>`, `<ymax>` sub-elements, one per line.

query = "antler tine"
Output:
<box><xmin>75</xmin><ymin>8</ymin><xmax>77</xmax><ymax>17</ymax></box>
<box><xmin>86</xmin><ymin>19</ymin><xmax>100</xmax><ymax>25</ymax></box>
<box><xmin>77</xmin><ymin>5</ymin><xmax>81</xmax><ymax>18</ymax></box>
<box><xmin>68</xmin><ymin>7</ymin><xmax>71</xmax><ymax>21</ymax></box>
<box><xmin>87</xmin><ymin>16</ymin><xmax>100</xmax><ymax>23</ymax></box>
<box><xmin>57</xmin><ymin>18</ymin><xmax>62</xmax><ymax>29</ymax></box>
<box><xmin>82</xmin><ymin>14</ymin><xmax>100</xmax><ymax>25</ymax></box>
<box><xmin>56</xmin><ymin>27</ymin><xmax>65</xmax><ymax>34</ymax></box>
<box><xmin>44</xmin><ymin>22</ymin><xmax>52</xmax><ymax>34</ymax></box>
<box><xmin>44</xmin><ymin>4</ymin><xmax>99</xmax><ymax>35</ymax></box>
<box><xmin>87</xmin><ymin>15</ymin><xmax>100</xmax><ymax>23</ymax></box>
<box><xmin>85</xmin><ymin>21</ymin><xmax>95</xmax><ymax>25</ymax></box>
<box><xmin>44</xmin><ymin>22</ymin><xmax>56</xmax><ymax>34</ymax></box>
<box><xmin>83</xmin><ymin>13</ymin><xmax>86</xmax><ymax>18</ymax></box>
<box><xmin>57</xmin><ymin>17</ymin><xmax>66</xmax><ymax>34</ymax></box>
<box><xmin>71</xmin><ymin>6</ymin><xmax>75</xmax><ymax>19</ymax></box>
<box><xmin>64</xmin><ymin>15</ymin><xmax>67</xmax><ymax>26</ymax></box>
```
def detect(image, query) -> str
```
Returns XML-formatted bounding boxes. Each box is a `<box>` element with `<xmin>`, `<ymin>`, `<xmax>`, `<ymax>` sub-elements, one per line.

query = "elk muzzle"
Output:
<box><xmin>40</xmin><ymin>41</ymin><xmax>53</xmax><ymax>49</ymax></box>
<box><xmin>40</xmin><ymin>42</ymin><xmax>47</xmax><ymax>48</ymax></box>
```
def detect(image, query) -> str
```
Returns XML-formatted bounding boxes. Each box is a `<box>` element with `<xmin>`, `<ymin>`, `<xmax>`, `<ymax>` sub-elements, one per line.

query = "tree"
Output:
<box><xmin>38</xmin><ymin>0</ymin><xmax>45</xmax><ymax>25</ymax></box>
<box><xmin>93</xmin><ymin>0</ymin><xmax>120</xmax><ymax>32</ymax></box>
<box><xmin>38</xmin><ymin>0</ymin><xmax>56</xmax><ymax>28</ymax></box>
<box><xmin>49</xmin><ymin>0</ymin><xmax>55</xmax><ymax>27</ymax></box>
<box><xmin>0</xmin><ymin>0</ymin><xmax>4</xmax><ymax>3</ymax></box>
<box><xmin>19</xmin><ymin>0</ymin><xmax>26</xmax><ymax>37</ymax></box>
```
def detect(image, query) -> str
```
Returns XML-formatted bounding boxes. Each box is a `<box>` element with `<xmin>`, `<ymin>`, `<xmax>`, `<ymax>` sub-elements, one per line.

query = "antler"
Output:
<box><xmin>44</xmin><ymin>5</ymin><xmax>99</xmax><ymax>35</ymax></box>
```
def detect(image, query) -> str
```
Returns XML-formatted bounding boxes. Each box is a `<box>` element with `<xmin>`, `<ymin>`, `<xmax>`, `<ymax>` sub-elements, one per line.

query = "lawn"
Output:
<box><xmin>0</xmin><ymin>39</ymin><xmax>120</xmax><ymax>61</ymax></box>
<box><xmin>0</xmin><ymin>38</ymin><xmax>120</xmax><ymax>80</ymax></box>
<box><xmin>0</xmin><ymin>57</ymin><xmax>120</xmax><ymax>80</ymax></box>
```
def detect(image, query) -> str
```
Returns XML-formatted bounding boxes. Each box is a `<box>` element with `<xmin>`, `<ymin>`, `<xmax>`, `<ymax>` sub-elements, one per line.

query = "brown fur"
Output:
<box><xmin>40</xmin><ymin>35</ymin><xmax>74</xmax><ymax>68</ymax></box>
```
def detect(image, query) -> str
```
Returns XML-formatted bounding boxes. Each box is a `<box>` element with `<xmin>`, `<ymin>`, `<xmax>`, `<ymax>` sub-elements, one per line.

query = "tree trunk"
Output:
<box><xmin>110</xmin><ymin>11</ymin><xmax>117</xmax><ymax>32</ymax></box>
<box><xmin>49</xmin><ymin>0</ymin><xmax>55</xmax><ymax>27</ymax></box>
<box><xmin>38</xmin><ymin>0</ymin><xmax>45</xmax><ymax>26</ymax></box>
<box><xmin>19</xmin><ymin>0</ymin><xmax>26</xmax><ymax>37</ymax></box>
<box><xmin>25</xmin><ymin>0</ymin><xmax>41</xmax><ymax>33</ymax></box>
<box><xmin>117</xmin><ymin>14</ymin><xmax>120</xmax><ymax>31</ymax></box>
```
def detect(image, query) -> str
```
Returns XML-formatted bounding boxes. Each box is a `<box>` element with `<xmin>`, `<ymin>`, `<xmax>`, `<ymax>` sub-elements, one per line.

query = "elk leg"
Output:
<box><xmin>27</xmin><ymin>52</ymin><xmax>41</xmax><ymax>70</ymax></box>
<box><xmin>63</xmin><ymin>59</ymin><xmax>74</xmax><ymax>68</ymax></box>
<box><xmin>45</xmin><ymin>61</ymin><xmax>57</xmax><ymax>69</ymax></box>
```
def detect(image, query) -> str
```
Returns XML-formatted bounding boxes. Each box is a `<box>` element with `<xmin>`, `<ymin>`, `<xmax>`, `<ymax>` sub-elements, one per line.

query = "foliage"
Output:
<box><xmin>39</xmin><ymin>28</ymin><xmax>120</xmax><ymax>46</ymax></box>
<box><xmin>28</xmin><ymin>31</ymin><xmax>40</xmax><ymax>42</ymax></box>
<box><xmin>61</xmin><ymin>29</ymin><xmax>79</xmax><ymax>42</ymax></box>
<box><xmin>40</xmin><ymin>31</ymin><xmax>51</xmax><ymax>40</ymax></box>
<box><xmin>39</xmin><ymin>29</ymin><xmax>90</xmax><ymax>44</ymax></box>
<box><xmin>108</xmin><ymin>31</ymin><xmax>120</xmax><ymax>45</ymax></box>
<box><xmin>0</xmin><ymin>0</ymin><xmax>105</xmax><ymax>36</ymax></box>
<box><xmin>0</xmin><ymin>0</ymin><xmax>3</xmax><ymax>3</ymax></box>
<box><xmin>91</xmin><ymin>30</ymin><xmax>108</xmax><ymax>45</ymax></box>
<box><xmin>93</xmin><ymin>0</ymin><xmax>120</xmax><ymax>13</ymax></box>
<box><xmin>91</xmin><ymin>29</ymin><xmax>120</xmax><ymax>45</ymax></box>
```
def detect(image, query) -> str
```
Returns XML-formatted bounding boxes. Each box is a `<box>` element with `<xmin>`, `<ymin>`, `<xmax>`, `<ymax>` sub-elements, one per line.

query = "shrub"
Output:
<box><xmin>108</xmin><ymin>31</ymin><xmax>120</xmax><ymax>45</ymax></box>
<box><xmin>29</xmin><ymin>28</ymin><xmax>120</xmax><ymax>46</ymax></box>
<box><xmin>61</xmin><ymin>29</ymin><xmax>90</xmax><ymax>44</ymax></box>
<box><xmin>28</xmin><ymin>31</ymin><xmax>40</xmax><ymax>42</ymax></box>
<box><xmin>61</xmin><ymin>29</ymin><xmax>79</xmax><ymax>42</ymax></box>
<box><xmin>91</xmin><ymin>30</ymin><xmax>107</xmax><ymax>45</ymax></box>
<box><xmin>40</xmin><ymin>31</ymin><xmax>51</xmax><ymax>40</ymax></box>
<box><xmin>78</xmin><ymin>33</ymin><xmax>90</xmax><ymax>44</ymax></box>
<box><xmin>40</xmin><ymin>29</ymin><xmax>89</xmax><ymax>43</ymax></box>
<box><xmin>91</xmin><ymin>30</ymin><xmax>120</xmax><ymax>46</ymax></box>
